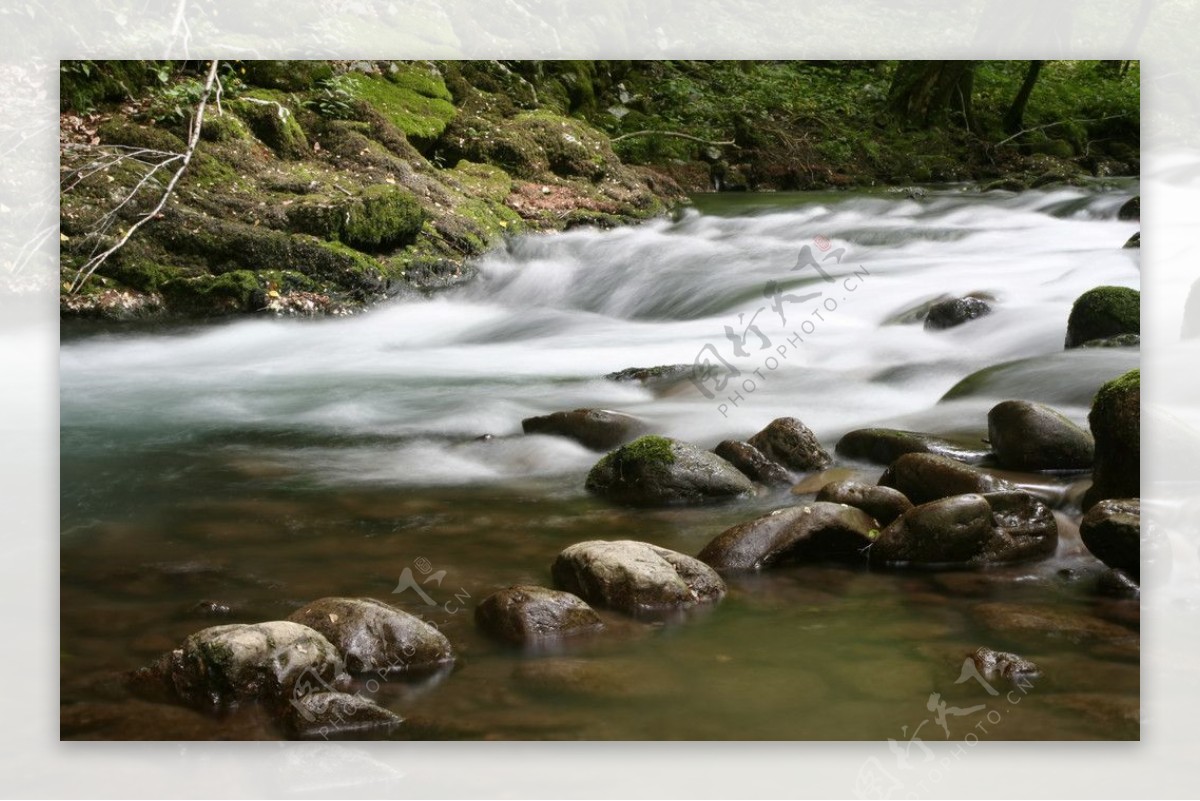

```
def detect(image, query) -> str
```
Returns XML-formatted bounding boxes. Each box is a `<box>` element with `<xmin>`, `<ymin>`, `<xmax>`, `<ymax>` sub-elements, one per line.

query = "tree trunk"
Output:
<box><xmin>1003</xmin><ymin>60</ymin><xmax>1044</xmax><ymax>135</ymax></box>
<box><xmin>888</xmin><ymin>61</ymin><xmax>976</xmax><ymax>129</ymax></box>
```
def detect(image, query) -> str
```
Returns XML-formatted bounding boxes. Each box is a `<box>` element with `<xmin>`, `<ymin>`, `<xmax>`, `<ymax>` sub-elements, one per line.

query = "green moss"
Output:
<box><xmin>200</xmin><ymin>112</ymin><xmax>252</xmax><ymax>143</ymax></box>
<box><xmin>619</xmin><ymin>435</ymin><xmax>677</xmax><ymax>466</ymax></box>
<box><xmin>450</xmin><ymin>161</ymin><xmax>515</xmax><ymax>202</ymax></box>
<box><xmin>96</xmin><ymin>118</ymin><xmax>187</xmax><ymax>153</ymax></box>
<box><xmin>346</xmin><ymin>69</ymin><xmax>456</xmax><ymax>143</ymax></box>
<box><xmin>341</xmin><ymin>186</ymin><xmax>425</xmax><ymax>252</ymax></box>
<box><xmin>239</xmin><ymin>60</ymin><xmax>333</xmax><ymax>92</ymax></box>
<box><xmin>1065</xmin><ymin>286</ymin><xmax>1141</xmax><ymax>348</ymax></box>
<box><xmin>162</xmin><ymin>270</ymin><xmax>262</xmax><ymax>313</ymax></box>
<box><xmin>231</xmin><ymin>93</ymin><xmax>309</xmax><ymax>159</ymax></box>
<box><xmin>104</xmin><ymin>258</ymin><xmax>182</xmax><ymax>293</ymax></box>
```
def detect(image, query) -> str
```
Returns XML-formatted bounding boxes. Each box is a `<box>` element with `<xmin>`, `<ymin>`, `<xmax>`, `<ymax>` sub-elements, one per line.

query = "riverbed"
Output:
<box><xmin>60</xmin><ymin>184</ymin><xmax>1141</xmax><ymax>740</ymax></box>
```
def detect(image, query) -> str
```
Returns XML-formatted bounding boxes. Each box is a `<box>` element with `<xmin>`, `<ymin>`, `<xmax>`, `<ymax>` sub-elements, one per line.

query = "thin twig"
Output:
<box><xmin>611</xmin><ymin>129</ymin><xmax>737</xmax><ymax>147</ymax></box>
<box><xmin>992</xmin><ymin>114</ymin><xmax>1128</xmax><ymax>149</ymax></box>
<box><xmin>69</xmin><ymin>59</ymin><xmax>220</xmax><ymax>294</ymax></box>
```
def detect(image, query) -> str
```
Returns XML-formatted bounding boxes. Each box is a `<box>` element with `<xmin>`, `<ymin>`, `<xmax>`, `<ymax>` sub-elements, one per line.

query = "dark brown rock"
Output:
<box><xmin>1080</xmin><ymin>498</ymin><xmax>1140</xmax><ymax>578</ymax></box>
<box><xmin>283</xmin><ymin>691</ymin><xmax>404</xmax><ymax>739</ymax></box>
<box><xmin>521</xmin><ymin>408</ymin><xmax>647</xmax><ymax>451</ymax></box>
<box><xmin>878</xmin><ymin>452</ymin><xmax>1013</xmax><ymax>505</ymax></box>
<box><xmin>474</xmin><ymin>585</ymin><xmax>603</xmax><ymax>645</ymax></box>
<box><xmin>287</xmin><ymin>597</ymin><xmax>453</xmax><ymax>675</ymax></box>
<box><xmin>746</xmin><ymin>417</ymin><xmax>832</xmax><ymax>471</ymax></box>
<box><xmin>697</xmin><ymin>502</ymin><xmax>879</xmax><ymax>572</ymax></box>
<box><xmin>714</xmin><ymin>439</ymin><xmax>793</xmax><ymax>487</ymax></box>
<box><xmin>987</xmin><ymin>400</ymin><xmax>1094</xmax><ymax>470</ymax></box>
<box><xmin>815</xmin><ymin>480</ymin><xmax>913</xmax><ymax>526</ymax></box>
<box><xmin>835</xmin><ymin>428</ymin><xmax>990</xmax><ymax>466</ymax></box>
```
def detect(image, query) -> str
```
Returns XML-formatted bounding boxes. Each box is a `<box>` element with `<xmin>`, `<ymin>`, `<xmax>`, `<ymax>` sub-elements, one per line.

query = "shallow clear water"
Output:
<box><xmin>60</xmin><ymin>184</ymin><xmax>1140</xmax><ymax>740</ymax></box>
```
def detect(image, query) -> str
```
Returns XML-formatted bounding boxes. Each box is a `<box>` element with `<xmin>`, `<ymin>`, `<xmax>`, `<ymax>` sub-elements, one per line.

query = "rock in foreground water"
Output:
<box><xmin>551</xmin><ymin>540</ymin><xmax>726</xmax><ymax>615</ymax></box>
<box><xmin>283</xmin><ymin>691</ymin><xmax>404</xmax><ymax>739</ymax></box>
<box><xmin>288</xmin><ymin>597</ymin><xmax>453</xmax><ymax>675</ymax></box>
<box><xmin>987</xmin><ymin>400</ymin><xmax>1094</xmax><ymax>470</ymax></box>
<box><xmin>970</xmin><ymin>647</ymin><xmax>1041</xmax><ymax>682</ymax></box>
<box><xmin>870</xmin><ymin>491</ymin><xmax>1057</xmax><ymax>568</ymax></box>
<box><xmin>585</xmin><ymin>436</ymin><xmax>754</xmax><ymax>506</ymax></box>
<box><xmin>878</xmin><ymin>452</ymin><xmax>1012</xmax><ymax>505</ymax></box>
<box><xmin>815</xmin><ymin>480</ymin><xmax>913</xmax><ymax>526</ymax></box>
<box><xmin>1082</xmin><ymin>369</ymin><xmax>1140</xmax><ymax>509</ymax></box>
<box><xmin>924</xmin><ymin>296</ymin><xmax>992</xmax><ymax>330</ymax></box>
<box><xmin>747</xmin><ymin>417</ymin><xmax>832</xmax><ymax>471</ymax></box>
<box><xmin>698</xmin><ymin>502</ymin><xmax>878</xmax><ymax>571</ymax></box>
<box><xmin>714</xmin><ymin>439</ymin><xmax>793</xmax><ymax>487</ymax></box>
<box><xmin>835</xmin><ymin>428</ymin><xmax>990</xmax><ymax>466</ymax></box>
<box><xmin>135</xmin><ymin>621</ymin><xmax>346</xmax><ymax>708</ymax></box>
<box><xmin>521</xmin><ymin>408</ymin><xmax>647</xmax><ymax>451</ymax></box>
<box><xmin>475</xmin><ymin>585</ymin><xmax>603</xmax><ymax>645</ymax></box>
<box><xmin>1080</xmin><ymin>498</ymin><xmax>1140</xmax><ymax>578</ymax></box>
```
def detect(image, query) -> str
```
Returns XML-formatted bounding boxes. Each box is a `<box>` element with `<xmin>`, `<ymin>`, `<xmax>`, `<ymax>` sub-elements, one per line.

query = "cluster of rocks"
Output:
<box><xmin>130</xmin><ymin>597</ymin><xmax>453</xmax><ymax>738</ymax></box>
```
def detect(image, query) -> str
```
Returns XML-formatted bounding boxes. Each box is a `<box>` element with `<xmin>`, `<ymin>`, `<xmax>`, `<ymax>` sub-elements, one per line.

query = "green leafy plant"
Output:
<box><xmin>306</xmin><ymin>74</ymin><xmax>359</xmax><ymax>119</ymax></box>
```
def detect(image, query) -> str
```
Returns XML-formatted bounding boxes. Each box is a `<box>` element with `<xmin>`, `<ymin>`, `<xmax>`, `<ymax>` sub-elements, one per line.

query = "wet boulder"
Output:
<box><xmin>584</xmin><ymin>435</ymin><xmax>754</xmax><ymax>507</ymax></box>
<box><xmin>1065</xmin><ymin>286</ymin><xmax>1140</xmax><ymax>349</ymax></box>
<box><xmin>1123</xmin><ymin>232</ymin><xmax>1140</xmax><ymax>249</ymax></box>
<box><xmin>924</xmin><ymin>296</ymin><xmax>992</xmax><ymax>330</ymax></box>
<box><xmin>1117</xmin><ymin>196</ymin><xmax>1139</xmax><ymax>221</ymax></box>
<box><xmin>870</xmin><ymin>490</ymin><xmax>1057</xmax><ymax>568</ymax></box>
<box><xmin>1082</xmin><ymin>369</ymin><xmax>1139</xmax><ymax>509</ymax></box>
<box><xmin>287</xmin><ymin>597</ymin><xmax>453</xmax><ymax>675</ymax></box>
<box><xmin>878</xmin><ymin>452</ymin><xmax>1013</xmax><ymax>505</ymax></box>
<box><xmin>521</xmin><ymin>408</ymin><xmax>647</xmax><ymax>451</ymax></box>
<box><xmin>697</xmin><ymin>502</ymin><xmax>879</xmax><ymax>572</ymax></box>
<box><xmin>283</xmin><ymin>691</ymin><xmax>404</xmax><ymax>739</ymax></box>
<box><xmin>551</xmin><ymin>540</ymin><xmax>726</xmax><ymax>615</ymax></box>
<box><xmin>1097</xmin><ymin>568</ymin><xmax>1140</xmax><ymax>599</ymax></box>
<box><xmin>713</xmin><ymin>439</ymin><xmax>793</xmax><ymax>487</ymax></box>
<box><xmin>815</xmin><ymin>480</ymin><xmax>913</xmax><ymax>526</ymax></box>
<box><xmin>746</xmin><ymin>417</ymin><xmax>832</xmax><ymax>471</ymax></box>
<box><xmin>969</xmin><ymin>647</ymin><xmax>1041</xmax><ymax>682</ymax></box>
<box><xmin>605</xmin><ymin>364</ymin><xmax>693</xmax><ymax>394</ymax></box>
<box><xmin>835</xmin><ymin>428</ymin><xmax>990</xmax><ymax>466</ymax></box>
<box><xmin>474</xmin><ymin>585</ymin><xmax>603</xmax><ymax>645</ymax></box>
<box><xmin>986</xmin><ymin>400</ymin><xmax>1094</xmax><ymax>470</ymax></box>
<box><xmin>1080</xmin><ymin>498</ymin><xmax>1140</xmax><ymax>578</ymax></box>
<box><xmin>134</xmin><ymin>621</ymin><xmax>346</xmax><ymax>708</ymax></box>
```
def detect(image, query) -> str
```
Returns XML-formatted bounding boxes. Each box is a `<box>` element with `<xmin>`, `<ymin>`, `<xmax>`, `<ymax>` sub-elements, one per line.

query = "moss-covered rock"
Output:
<box><xmin>231</xmin><ymin>93</ymin><xmax>309</xmax><ymax>159</ymax></box>
<box><xmin>342</xmin><ymin>186</ymin><xmax>425</xmax><ymax>251</ymax></box>
<box><xmin>161</xmin><ymin>270</ymin><xmax>263</xmax><ymax>314</ymax></box>
<box><xmin>585</xmin><ymin>436</ymin><xmax>753</xmax><ymax>507</ymax></box>
<box><xmin>347</xmin><ymin>66</ymin><xmax>456</xmax><ymax>146</ymax></box>
<box><xmin>239</xmin><ymin>60</ymin><xmax>333</xmax><ymax>92</ymax></box>
<box><xmin>1083</xmin><ymin>369</ymin><xmax>1140</xmax><ymax>509</ymax></box>
<box><xmin>1065</xmin><ymin>286</ymin><xmax>1140</xmax><ymax>348</ymax></box>
<box><xmin>199</xmin><ymin>112</ymin><xmax>252</xmax><ymax>143</ymax></box>
<box><xmin>97</xmin><ymin>118</ymin><xmax>187</xmax><ymax>152</ymax></box>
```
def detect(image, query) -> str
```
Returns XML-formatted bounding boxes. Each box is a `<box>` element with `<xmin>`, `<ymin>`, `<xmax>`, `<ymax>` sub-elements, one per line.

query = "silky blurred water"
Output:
<box><xmin>59</xmin><ymin>184</ymin><xmax>1141</xmax><ymax>740</ymax></box>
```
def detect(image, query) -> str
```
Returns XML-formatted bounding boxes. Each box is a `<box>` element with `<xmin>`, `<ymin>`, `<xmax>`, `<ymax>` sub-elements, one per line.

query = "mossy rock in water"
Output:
<box><xmin>341</xmin><ymin>186</ymin><xmax>425</xmax><ymax>252</ymax></box>
<box><xmin>346</xmin><ymin>67</ymin><xmax>455</xmax><ymax>146</ymax></box>
<box><xmin>1065</xmin><ymin>286</ymin><xmax>1140</xmax><ymax>348</ymax></box>
<box><xmin>101</xmin><ymin>257</ymin><xmax>182</xmax><ymax>293</ymax></box>
<box><xmin>585</xmin><ymin>436</ymin><xmax>753</xmax><ymax>507</ymax></box>
<box><xmin>230</xmin><ymin>94</ymin><xmax>308</xmax><ymax>159</ymax></box>
<box><xmin>1083</xmin><ymin>369</ymin><xmax>1140</xmax><ymax>510</ymax></box>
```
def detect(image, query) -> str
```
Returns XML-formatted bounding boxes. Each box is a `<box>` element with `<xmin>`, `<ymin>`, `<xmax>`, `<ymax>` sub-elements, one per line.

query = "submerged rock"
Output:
<box><xmin>605</xmin><ymin>364</ymin><xmax>693</xmax><ymax>392</ymax></box>
<box><xmin>713</xmin><ymin>439</ymin><xmax>793</xmax><ymax>487</ymax></box>
<box><xmin>986</xmin><ymin>400</ymin><xmax>1094</xmax><ymax>471</ymax></box>
<box><xmin>835</xmin><ymin>428</ymin><xmax>990</xmax><ymax>466</ymax></box>
<box><xmin>1082</xmin><ymin>370</ymin><xmax>1140</xmax><ymax>510</ymax></box>
<box><xmin>474</xmin><ymin>585</ymin><xmax>603</xmax><ymax>645</ymax></box>
<box><xmin>1065</xmin><ymin>286</ymin><xmax>1140</xmax><ymax>349</ymax></box>
<box><xmin>878</xmin><ymin>452</ymin><xmax>1013</xmax><ymax>505</ymax></box>
<box><xmin>521</xmin><ymin>408</ymin><xmax>647</xmax><ymax>451</ymax></box>
<box><xmin>697</xmin><ymin>502</ymin><xmax>879</xmax><ymax>572</ymax></box>
<box><xmin>283</xmin><ymin>691</ymin><xmax>404</xmax><ymax>739</ymax></box>
<box><xmin>551</xmin><ymin>540</ymin><xmax>726</xmax><ymax>615</ymax></box>
<box><xmin>287</xmin><ymin>597</ymin><xmax>453</xmax><ymax>675</ymax></box>
<box><xmin>746</xmin><ymin>417</ymin><xmax>832</xmax><ymax>471</ymax></box>
<box><xmin>973</xmin><ymin>602</ymin><xmax>1133</xmax><ymax>642</ymax></box>
<box><xmin>924</xmin><ymin>296</ymin><xmax>992</xmax><ymax>330</ymax></box>
<box><xmin>1080</xmin><ymin>498</ymin><xmax>1140</xmax><ymax>578</ymax></box>
<box><xmin>1123</xmin><ymin>231</ymin><xmax>1140</xmax><ymax>249</ymax></box>
<box><xmin>970</xmin><ymin>647</ymin><xmax>1041</xmax><ymax>682</ymax></box>
<box><xmin>585</xmin><ymin>435</ymin><xmax>754</xmax><ymax>506</ymax></box>
<box><xmin>815</xmin><ymin>480</ymin><xmax>913</xmax><ymax>526</ymax></box>
<box><xmin>134</xmin><ymin>621</ymin><xmax>346</xmax><ymax>708</ymax></box>
<box><xmin>870</xmin><ymin>491</ymin><xmax>1057</xmax><ymax>568</ymax></box>
<box><xmin>940</xmin><ymin>349</ymin><xmax>1139</xmax><ymax>407</ymax></box>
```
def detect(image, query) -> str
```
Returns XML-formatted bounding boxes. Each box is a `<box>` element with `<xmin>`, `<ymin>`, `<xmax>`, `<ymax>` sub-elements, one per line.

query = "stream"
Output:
<box><xmin>60</xmin><ymin>184</ymin><xmax>1141</xmax><ymax>740</ymax></box>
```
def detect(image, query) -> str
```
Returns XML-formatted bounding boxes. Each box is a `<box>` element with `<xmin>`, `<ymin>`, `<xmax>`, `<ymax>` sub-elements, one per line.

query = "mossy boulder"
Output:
<box><xmin>347</xmin><ymin>67</ymin><xmax>456</xmax><ymax>146</ymax></box>
<box><xmin>161</xmin><ymin>270</ymin><xmax>263</xmax><ymax>314</ymax></box>
<box><xmin>231</xmin><ymin>94</ymin><xmax>309</xmax><ymax>159</ymax></box>
<box><xmin>288</xmin><ymin>187</ymin><xmax>424</xmax><ymax>252</ymax></box>
<box><xmin>97</xmin><ymin>118</ymin><xmax>187</xmax><ymax>152</ymax></box>
<box><xmin>1083</xmin><ymin>369</ymin><xmax>1140</xmax><ymax>509</ymax></box>
<box><xmin>1065</xmin><ymin>286</ymin><xmax>1140</xmax><ymax>349</ymax></box>
<box><xmin>584</xmin><ymin>435</ymin><xmax>753</xmax><ymax>507</ymax></box>
<box><xmin>239</xmin><ymin>60</ymin><xmax>333</xmax><ymax>92</ymax></box>
<box><xmin>199</xmin><ymin>112</ymin><xmax>252</xmax><ymax>143</ymax></box>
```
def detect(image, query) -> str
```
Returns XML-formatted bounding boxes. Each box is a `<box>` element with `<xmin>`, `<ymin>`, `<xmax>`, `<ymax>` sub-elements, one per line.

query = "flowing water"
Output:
<box><xmin>60</xmin><ymin>184</ymin><xmax>1141</xmax><ymax>740</ymax></box>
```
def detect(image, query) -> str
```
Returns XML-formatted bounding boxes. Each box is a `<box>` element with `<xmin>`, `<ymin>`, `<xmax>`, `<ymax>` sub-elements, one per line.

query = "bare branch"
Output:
<box><xmin>992</xmin><ymin>114</ymin><xmax>1128</xmax><ymax>149</ymax></box>
<box><xmin>611</xmin><ymin>129</ymin><xmax>737</xmax><ymax>148</ymax></box>
<box><xmin>68</xmin><ymin>59</ymin><xmax>220</xmax><ymax>294</ymax></box>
